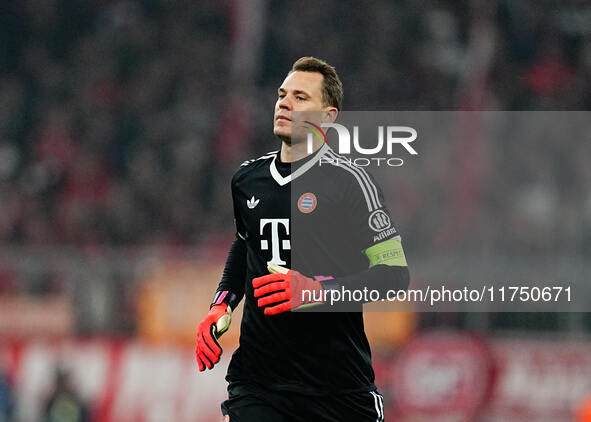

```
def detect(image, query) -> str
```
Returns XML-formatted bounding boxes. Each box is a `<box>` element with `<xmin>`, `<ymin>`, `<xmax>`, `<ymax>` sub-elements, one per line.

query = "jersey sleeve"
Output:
<box><xmin>344</xmin><ymin>169</ymin><xmax>408</xmax><ymax>268</ymax></box>
<box><xmin>327</xmin><ymin>170</ymin><xmax>409</xmax><ymax>298</ymax></box>
<box><xmin>213</xmin><ymin>238</ymin><xmax>246</xmax><ymax>311</ymax></box>
<box><xmin>210</xmin><ymin>174</ymin><xmax>248</xmax><ymax>311</ymax></box>
<box><xmin>231</xmin><ymin>173</ymin><xmax>247</xmax><ymax>240</ymax></box>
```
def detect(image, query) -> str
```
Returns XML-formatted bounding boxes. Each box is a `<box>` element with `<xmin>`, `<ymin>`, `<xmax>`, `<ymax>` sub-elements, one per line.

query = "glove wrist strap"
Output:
<box><xmin>211</xmin><ymin>290</ymin><xmax>239</xmax><ymax>311</ymax></box>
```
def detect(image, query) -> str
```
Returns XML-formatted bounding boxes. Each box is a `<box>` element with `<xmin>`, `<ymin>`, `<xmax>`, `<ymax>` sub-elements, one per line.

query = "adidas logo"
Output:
<box><xmin>247</xmin><ymin>196</ymin><xmax>260</xmax><ymax>209</ymax></box>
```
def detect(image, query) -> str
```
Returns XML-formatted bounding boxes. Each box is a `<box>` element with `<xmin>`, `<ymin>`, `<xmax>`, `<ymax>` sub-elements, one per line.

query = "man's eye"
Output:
<box><xmin>278</xmin><ymin>94</ymin><xmax>285</xmax><ymax>99</ymax></box>
<box><xmin>297</xmin><ymin>96</ymin><xmax>306</xmax><ymax>101</ymax></box>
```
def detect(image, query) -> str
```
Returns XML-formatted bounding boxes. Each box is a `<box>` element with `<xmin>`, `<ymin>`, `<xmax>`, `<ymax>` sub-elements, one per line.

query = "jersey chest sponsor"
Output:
<box><xmin>259</xmin><ymin>218</ymin><xmax>291</xmax><ymax>265</ymax></box>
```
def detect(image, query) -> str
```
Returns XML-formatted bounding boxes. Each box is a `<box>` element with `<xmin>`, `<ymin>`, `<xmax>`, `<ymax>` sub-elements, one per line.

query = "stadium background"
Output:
<box><xmin>1</xmin><ymin>0</ymin><xmax>591</xmax><ymax>421</ymax></box>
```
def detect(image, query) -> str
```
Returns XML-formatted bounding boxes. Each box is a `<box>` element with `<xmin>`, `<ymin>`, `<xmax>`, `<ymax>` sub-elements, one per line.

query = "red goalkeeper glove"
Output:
<box><xmin>195</xmin><ymin>303</ymin><xmax>232</xmax><ymax>371</ymax></box>
<box><xmin>252</xmin><ymin>264</ymin><xmax>334</xmax><ymax>315</ymax></box>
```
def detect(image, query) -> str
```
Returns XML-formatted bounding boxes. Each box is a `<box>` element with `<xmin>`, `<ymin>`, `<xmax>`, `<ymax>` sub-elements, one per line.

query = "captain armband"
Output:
<box><xmin>364</xmin><ymin>237</ymin><xmax>408</xmax><ymax>267</ymax></box>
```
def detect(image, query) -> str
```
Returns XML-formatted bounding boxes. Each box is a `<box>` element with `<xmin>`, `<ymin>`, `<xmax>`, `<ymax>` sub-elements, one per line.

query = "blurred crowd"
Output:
<box><xmin>1</xmin><ymin>0</ymin><xmax>590</xmax><ymax>289</ymax></box>
<box><xmin>1</xmin><ymin>0</ymin><xmax>229</xmax><ymax>249</ymax></box>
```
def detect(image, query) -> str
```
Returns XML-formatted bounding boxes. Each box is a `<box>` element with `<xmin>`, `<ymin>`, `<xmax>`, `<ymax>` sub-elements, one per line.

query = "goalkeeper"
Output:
<box><xmin>195</xmin><ymin>57</ymin><xmax>409</xmax><ymax>422</ymax></box>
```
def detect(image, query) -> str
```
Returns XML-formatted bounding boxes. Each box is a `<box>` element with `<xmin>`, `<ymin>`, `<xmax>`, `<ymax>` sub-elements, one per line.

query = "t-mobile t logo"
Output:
<box><xmin>260</xmin><ymin>218</ymin><xmax>291</xmax><ymax>265</ymax></box>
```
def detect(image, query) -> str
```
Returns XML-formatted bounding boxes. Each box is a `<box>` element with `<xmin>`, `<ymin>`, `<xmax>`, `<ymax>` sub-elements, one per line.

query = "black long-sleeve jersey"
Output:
<box><xmin>215</xmin><ymin>143</ymin><xmax>409</xmax><ymax>395</ymax></box>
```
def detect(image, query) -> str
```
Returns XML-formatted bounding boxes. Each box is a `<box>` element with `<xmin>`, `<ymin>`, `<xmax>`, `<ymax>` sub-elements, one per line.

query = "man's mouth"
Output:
<box><xmin>276</xmin><ymin>116</ymin><xmax>291</xmax><ymax>122</ymax></box>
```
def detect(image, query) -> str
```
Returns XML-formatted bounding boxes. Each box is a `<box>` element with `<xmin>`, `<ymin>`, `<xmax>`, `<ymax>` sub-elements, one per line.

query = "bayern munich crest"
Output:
<box><xmin>297</xmin><ymin>192</ymin><xmax>317</xmax><ymax>213</ymax></box>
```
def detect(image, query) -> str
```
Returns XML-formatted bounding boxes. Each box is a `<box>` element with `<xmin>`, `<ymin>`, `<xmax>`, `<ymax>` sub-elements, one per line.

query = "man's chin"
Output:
<box><xmin>274</xmin><ymin>127</ymin><xmax>309</xmax><ymax>146</ymax></box>
<box><xmin>274</xmin><ymin>128</ymin><xmax>292</xmax><ymax>144</ymax></box>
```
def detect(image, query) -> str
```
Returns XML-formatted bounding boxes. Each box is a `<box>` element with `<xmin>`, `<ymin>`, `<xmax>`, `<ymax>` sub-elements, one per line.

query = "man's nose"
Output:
<box><xmin>278</xmin><ymin>95</ymin><xmax>291</xmax><ymax>109</ymax></box>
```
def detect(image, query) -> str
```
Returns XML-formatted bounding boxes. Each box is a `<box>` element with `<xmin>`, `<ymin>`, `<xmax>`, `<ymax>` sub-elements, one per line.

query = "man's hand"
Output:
<box><xmin>252</xmin><ymin>264</ymin><xmax>332</xmax><ymax>315</ymax></box>
<box><xmin>195</xmin><ymin>304</ymin><xmax>232</xmax><ymax>371</ymax></box>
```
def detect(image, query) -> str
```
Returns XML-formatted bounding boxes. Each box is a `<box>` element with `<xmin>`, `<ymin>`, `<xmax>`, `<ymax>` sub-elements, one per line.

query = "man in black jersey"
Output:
<box><xmin>195</xmin><ymin>57</ymin><xmax>410</xmax><ymax>422</ymax></box>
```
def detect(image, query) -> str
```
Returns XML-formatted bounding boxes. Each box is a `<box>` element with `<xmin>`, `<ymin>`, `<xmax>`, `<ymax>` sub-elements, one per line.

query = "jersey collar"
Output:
<box><xmin>270</xmin><ymin>143</ymin><xmax>330</xmax><ymax>186</ymax></box>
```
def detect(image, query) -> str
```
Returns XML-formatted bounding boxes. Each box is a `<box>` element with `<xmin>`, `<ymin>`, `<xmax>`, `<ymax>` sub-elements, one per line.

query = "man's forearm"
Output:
<box><xmin>213</xmin><ymin>237</ymin><xmax>247</xmax><ymax>310</ymax></box>
<box><xmin>330</xmin><ymin>237</ymin><xmax>410</xmax><ymax>298</ymax></box>
<box><xmin>334</xmin><ymin>264</ymin><xmax>410</xmax><ymax>297</ymax></box>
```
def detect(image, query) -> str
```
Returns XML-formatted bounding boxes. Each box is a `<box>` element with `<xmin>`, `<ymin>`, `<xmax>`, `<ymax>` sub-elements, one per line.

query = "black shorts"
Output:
<box><xmin>220</xmin><ymin>382</ymin><xmax>385</xmax><ymax>422</ymax></box>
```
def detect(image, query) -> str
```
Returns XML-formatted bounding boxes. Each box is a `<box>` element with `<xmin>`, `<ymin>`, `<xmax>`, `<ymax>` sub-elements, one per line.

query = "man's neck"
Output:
<box><xmin>280</xmin><ymin>138</ymin><xmax>323</xmax><ymax>163</ymax></box>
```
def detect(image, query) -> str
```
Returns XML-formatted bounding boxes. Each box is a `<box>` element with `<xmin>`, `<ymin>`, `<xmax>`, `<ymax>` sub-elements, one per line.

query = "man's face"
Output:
<box><xmin>273</xmin><ymin>71</ymin><xmax>330</xmax><ymax>143</ymax></box>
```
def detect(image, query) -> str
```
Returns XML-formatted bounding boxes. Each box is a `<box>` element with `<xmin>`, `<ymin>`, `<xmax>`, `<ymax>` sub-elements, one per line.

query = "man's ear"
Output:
<box><xmin>323</xmin><ymin>107</ymin><xmax>339</xmax><ymax>123</ymax></box>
